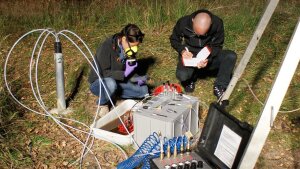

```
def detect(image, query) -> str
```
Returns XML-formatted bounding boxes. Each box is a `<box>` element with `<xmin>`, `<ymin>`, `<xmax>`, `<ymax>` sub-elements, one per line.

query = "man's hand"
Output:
<box><xmin>181</xmin><ymin>50</ymin><xmax>193</xmax><ymax>59</ymax></box>
<box><xmin>197</xmin><ymin>59</ymin><xmax>208</xmax><ymax>69</ymax></box>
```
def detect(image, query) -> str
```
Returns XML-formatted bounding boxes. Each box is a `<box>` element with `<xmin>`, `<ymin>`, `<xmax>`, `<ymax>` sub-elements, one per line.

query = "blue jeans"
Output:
<box><xmin>90</xmin><ymin>77</ymin><xmax>148</xmax><ymax>105</ymax></box>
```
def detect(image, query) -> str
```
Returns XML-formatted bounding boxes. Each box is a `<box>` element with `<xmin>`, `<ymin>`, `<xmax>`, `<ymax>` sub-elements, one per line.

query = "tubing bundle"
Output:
<box><xmin>117</xmin><ymin>132</ymin><xmax>187</xmax><ymax>169</ymax></box>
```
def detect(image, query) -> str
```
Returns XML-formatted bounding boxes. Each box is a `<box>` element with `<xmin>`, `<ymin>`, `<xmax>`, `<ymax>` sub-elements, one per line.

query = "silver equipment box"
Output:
<box><xmin>133</xmin><ymin>93</ymin><xmax>199</xmax><ymax>146</ymax></box>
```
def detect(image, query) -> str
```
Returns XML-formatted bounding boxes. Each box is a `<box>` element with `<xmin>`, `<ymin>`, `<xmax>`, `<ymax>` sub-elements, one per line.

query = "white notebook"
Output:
<box><xmin>183</xmin><ymin>46</ymin><xmax>211</xmax><ymax>67</ymax></box>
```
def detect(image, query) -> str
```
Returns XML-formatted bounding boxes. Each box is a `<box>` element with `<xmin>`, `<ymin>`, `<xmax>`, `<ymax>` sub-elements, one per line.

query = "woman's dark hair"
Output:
<box><xmin>119</xmin><ymin>24</ymin><xmax>145</xmax><ymax>43</ymax></box>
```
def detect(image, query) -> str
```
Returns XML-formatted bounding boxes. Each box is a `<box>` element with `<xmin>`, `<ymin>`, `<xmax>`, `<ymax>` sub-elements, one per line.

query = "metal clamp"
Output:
<box><xmin>270</xmin><ymin>106</ymin><xmax>274</xmax><ymax>128</ymax></box>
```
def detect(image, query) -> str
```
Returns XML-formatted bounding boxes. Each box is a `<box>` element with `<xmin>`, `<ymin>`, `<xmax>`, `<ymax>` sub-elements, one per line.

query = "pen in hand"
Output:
<box><xmin>185</xmin><ymin>47</ymin><xmax>189</xmax><ymax>52</ymax></box>
<box><xmin>183</xmin><ymin>47</ymin><xmax>193</xmax><ymax>59</ymax></box>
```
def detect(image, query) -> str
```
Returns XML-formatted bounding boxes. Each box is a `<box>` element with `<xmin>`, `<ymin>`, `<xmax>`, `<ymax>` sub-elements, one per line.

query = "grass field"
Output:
<box><xmin>0</xmin><ymin>0</ymin><xmax>300</xmax><ymax>168</ymax></box>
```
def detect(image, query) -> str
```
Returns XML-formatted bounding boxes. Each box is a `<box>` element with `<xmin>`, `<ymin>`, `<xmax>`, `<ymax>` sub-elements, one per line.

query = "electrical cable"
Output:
<box><xmin>34</xmin><ymin>30</ymin><xmax>127</xmax><ymax>167</ymax></box>
<box><xmin>3</xmin><ymin>29</ymin><xmax>91</xmax><ymax>130</ymax></box>
<box><xmin>57</xmin><ymin>30</ymin><xmax>131</xmax><ymax>153</ymax></box>
<box><xmin>56</xmin><ymin>31</ymin><xmax>136</xmax><ymax>162</ymax></box>
<box><xmin>79</xmin><ymin>104</ymin><xmax>100</xmax><ymax>169</ymax></box>
<box><xmin>4</xmin><ymin>28</ymin><xmax>129</xmax><ymax>168</ymax></box>
<box><xmin>65</xmin><ymin>34</ymin><xmax>106</xmax><ymax>167</ymax></box>
<box><xmin>41</xmin><ymin>30</ymin><xmax>127</xmax><ymax>162</ymax></box>
<box><xmin>4</xmin><ymin>28</ymin><xmax>224</xmax><ymax>169</ymax></box>
<box><xmin>57</xmin><ymin>32</ymin><xmax>116</xmax><ymax>119</ymax></box>
<box><xmin>57</xmin><ymin>30</ymin><xmax>139</xmax><ymax>147</ymax></box>
<box><xmin>31</xmin><ymin>30</ymin><xmax>95</xmax><ymax>130</ymax></box>
<box><xmin>58</xmin><ymin>30</ymin><xmax>148</xmax><ymax>141</ymax></box>
<box><xmin>242</xmin><ymin>78</ymin><xmax>300</xmax><ymax>113</ymax></box>
<box><xmin>242</xmin><ymin>78</ymin><xmax>264</xmax><ymax>105</ymax></box>
<box><xmin>56</xmin><ymin>31</ymin><xmax>117</xmax><ymax>119</ymax></box>
<box><xmin>4</xmin><ymin>29</ymin><xmax>53</xmax><ymax>116</ymax></box>
<box><xmin>31</xmin><ymin>29</ymin><xmax>128</xmax><ymax>167</ymax></box>
<box><xmin>27</xmin><ymin>29</ymin><xmax>102</xmax><ymax>168</ymax></box>
<box><xmin>54</xmin><ymin>31</ymin><xmax>104</xmax><ymax>169</ymax></box>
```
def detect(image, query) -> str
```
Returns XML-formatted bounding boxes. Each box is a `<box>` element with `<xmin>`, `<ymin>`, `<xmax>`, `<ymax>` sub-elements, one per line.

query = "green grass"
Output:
<box><xmin>72</xmin><ymin>105</ymin><xmax>93</xmax><ymax>124</ymax></box>
<box><xmin>31</xmin><ymin>135</ymin><xmax>52</xmax><ymax>147</ymax></box>
<box><xmin>6</xmin><ymin>148</ymin><xmax>33</xmax><ymax>166</ymax></box>
<box><xmin>1</xmin><ymin>0</ymin><xmax>300</xmax><ymax>168</ymax></box>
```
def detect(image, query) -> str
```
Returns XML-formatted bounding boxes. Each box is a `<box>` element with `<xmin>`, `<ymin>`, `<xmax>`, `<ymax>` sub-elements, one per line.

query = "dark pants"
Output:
<box><xmin>176</xmin><ymin>50</ymin><xmax>237</xmax><ymax>88</ymax></box>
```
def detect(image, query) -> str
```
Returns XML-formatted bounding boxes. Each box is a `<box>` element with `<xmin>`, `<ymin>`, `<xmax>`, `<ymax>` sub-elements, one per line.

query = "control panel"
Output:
<box><xmin>152</xmin><ymin>151</ymin><xmax>211</xmax><ymax>169</ymax></box>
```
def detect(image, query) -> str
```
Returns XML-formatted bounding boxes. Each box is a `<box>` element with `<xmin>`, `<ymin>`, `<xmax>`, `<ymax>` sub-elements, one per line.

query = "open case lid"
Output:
<box><xmin>197</xmin><ymin>103</ymin><xmax>253</xmax><ymax>169</ymax></box>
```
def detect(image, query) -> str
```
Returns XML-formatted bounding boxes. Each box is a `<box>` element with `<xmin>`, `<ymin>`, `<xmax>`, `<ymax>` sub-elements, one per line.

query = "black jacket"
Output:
<box><xmin>170</xmin><ymin>9</ymin><xmax>224</xmax><ymax>61</ymax></box>
<box><xmin>88</xmin><ymin>35</ymin><xmax>125</xmax><ymax>84</ymax></box>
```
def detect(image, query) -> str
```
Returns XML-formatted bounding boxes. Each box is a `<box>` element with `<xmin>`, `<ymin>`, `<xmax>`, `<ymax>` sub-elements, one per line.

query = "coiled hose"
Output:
<box><xmin>117</xmin><ymin>132</ymin><xmax>187</xmax><ymax>169</ymax></box>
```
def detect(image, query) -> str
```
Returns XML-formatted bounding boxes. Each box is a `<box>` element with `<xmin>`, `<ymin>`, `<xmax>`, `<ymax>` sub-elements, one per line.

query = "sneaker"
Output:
<box><xmin>184</xmin><ymin>81</ymin><xmax>195</xmax><ymax>93</ymax></box>
<box><xmin>213</xmin><ymin>85</ymin><xmax>225</xmax><ymax>100</ymax></box>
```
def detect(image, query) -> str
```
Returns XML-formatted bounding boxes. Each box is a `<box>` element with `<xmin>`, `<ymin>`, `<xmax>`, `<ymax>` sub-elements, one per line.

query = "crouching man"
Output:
<box><xmin>170</xmin><ymin>9</ymin><xmax>237</xmax><ymax>99</ymax></box>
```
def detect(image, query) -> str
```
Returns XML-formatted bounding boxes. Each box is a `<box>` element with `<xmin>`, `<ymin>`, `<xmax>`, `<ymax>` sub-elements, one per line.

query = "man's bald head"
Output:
<box><xmin>192</xmin><ymin>12</ymin><xmax>212</xmax><ymax>35</ymax></box>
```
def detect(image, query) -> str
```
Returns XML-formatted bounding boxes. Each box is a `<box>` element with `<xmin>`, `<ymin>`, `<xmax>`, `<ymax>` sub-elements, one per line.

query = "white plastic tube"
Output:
<box><xmin>4</xmin><ymin>28</ymin><xmax>130</xmax><ymax>168</ymax></box>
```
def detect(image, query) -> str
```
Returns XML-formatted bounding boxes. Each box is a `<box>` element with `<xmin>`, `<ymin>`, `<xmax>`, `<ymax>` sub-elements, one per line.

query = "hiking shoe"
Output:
<box><xmin>184</xmin><ymin>81</ymin><xmax>195</xmax><ymax>93</ymax></box>
<box><xmin>213</xmin><ymin>85</ymin><xmax>225</xmax><ymax>100</ymax></box>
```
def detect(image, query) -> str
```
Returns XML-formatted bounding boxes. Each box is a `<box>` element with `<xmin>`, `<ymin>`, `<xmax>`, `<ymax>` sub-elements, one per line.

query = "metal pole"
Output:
<box><xmin>221</xmin><ymin>0</ymin><xmax>279</xmax><ymax>101</ymax></box>
<box><xmin>238</xmin><ymin>18</ymin><xmax>300</xmax><ymax>169</ymax></box>
<box><xmin>54</xmin><ymin>41</ymin><xmax>66</xmax><ymax>110</ymax></box>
